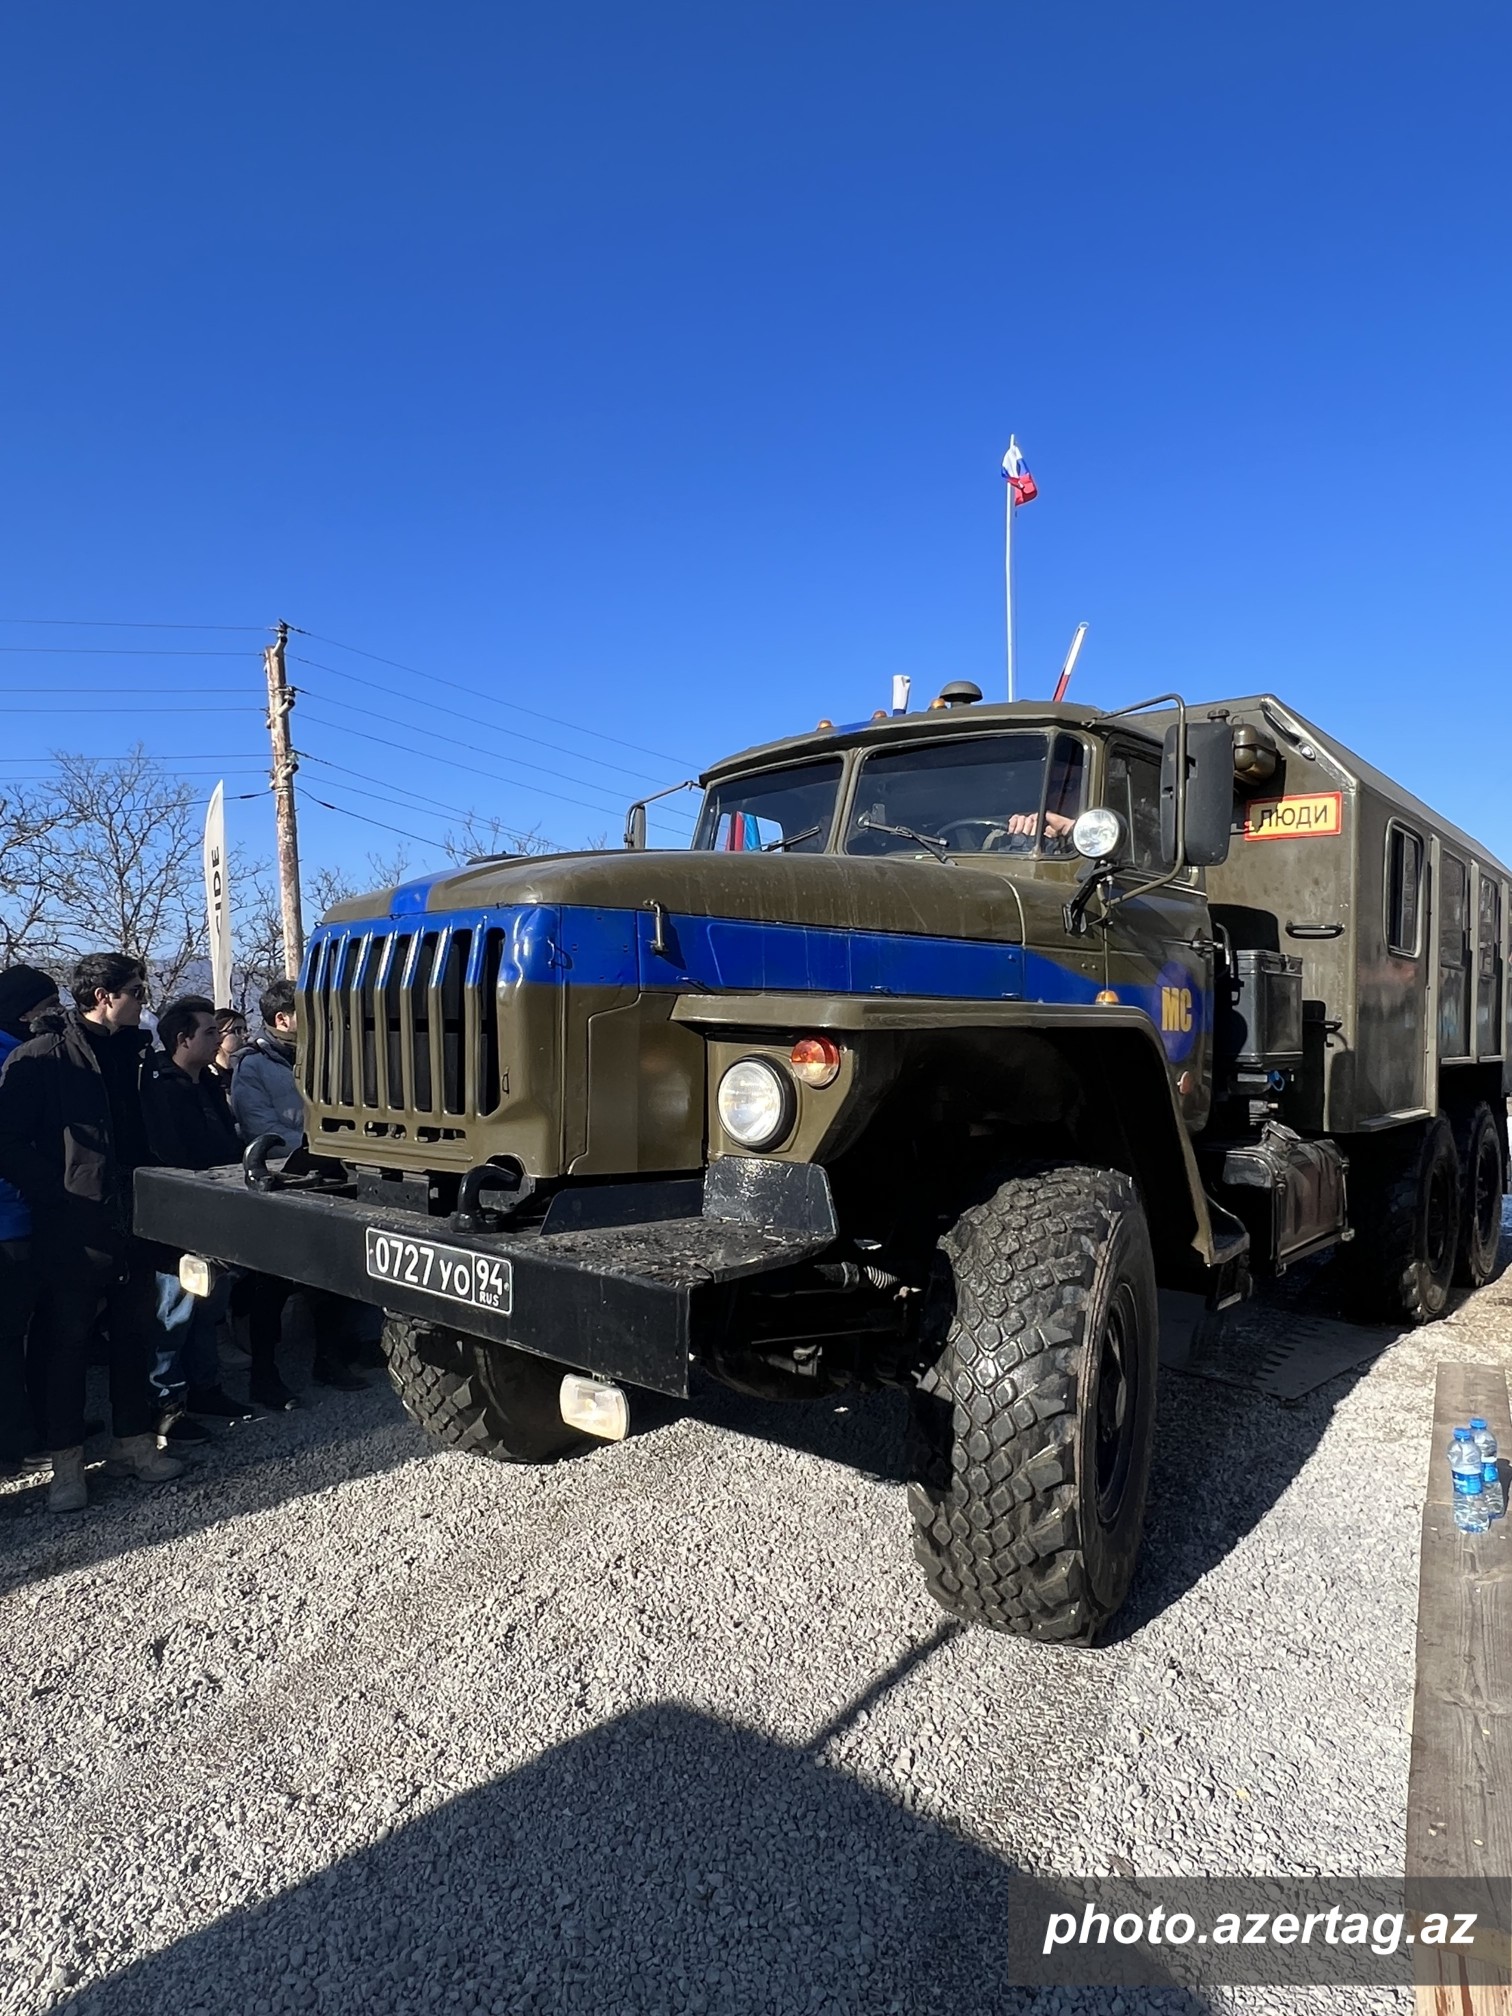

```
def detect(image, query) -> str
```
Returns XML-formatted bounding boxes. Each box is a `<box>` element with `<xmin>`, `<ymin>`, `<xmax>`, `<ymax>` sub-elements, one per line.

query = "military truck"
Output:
<box><xmin>137</xmin><ymin>686</ymin><xmax>1510</xmax><ymax>1642</ymax></box>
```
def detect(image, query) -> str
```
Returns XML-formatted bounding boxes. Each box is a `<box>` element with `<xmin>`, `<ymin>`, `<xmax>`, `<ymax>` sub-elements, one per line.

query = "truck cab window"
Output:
<box><xmin>1046</xmin><ymin>734</ymin><xmax>1087</xmax><ymax>833</ymax></box>
<box><xmin>1387</xmin><ymin>825</ymin><xmax>1423</xmax><ymax>956</ymax></box>
<box><xmin>693</xmin><ymin>760</ymin><xmax>842</xmax><ymax>853</ymax></box>
<box><xmin>843</xmin><ymin>732</ymin><xmax>1081</xmax><ymax>858</ymax></box>
<box><xmin>1104</xmin><ymin>747</ymin><xmax>1164</xmax><ymax>873</ymax></box>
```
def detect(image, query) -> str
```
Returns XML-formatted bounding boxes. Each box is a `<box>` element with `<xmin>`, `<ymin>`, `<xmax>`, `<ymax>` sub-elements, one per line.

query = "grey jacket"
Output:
<box><xmin>230</xmin><ymin>1036</ymin><xmax>305</xmax><ymax>1153</ymax></box>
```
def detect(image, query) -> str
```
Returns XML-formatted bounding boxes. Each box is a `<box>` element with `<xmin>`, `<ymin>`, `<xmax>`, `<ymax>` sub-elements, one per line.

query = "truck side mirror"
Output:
<box><xmin>1161</xmin><ymin>721</ymin><xmax>1235</xmax><ymax>869</ymax></box>
<box><xmin>624</xmin><ymin>803</ymin><xmax>648</xmax><ymax>851</ymax></box>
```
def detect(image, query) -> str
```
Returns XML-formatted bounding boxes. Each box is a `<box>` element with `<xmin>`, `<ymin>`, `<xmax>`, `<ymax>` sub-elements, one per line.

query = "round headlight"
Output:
<box><xmin>1072</xmin><ymin>807</ymin><xmax>1127</xmax><ymax>861</ymax></box>
<box><xmin>717</xmin><ymin>1057</ymin><xmax>796</xmax><ymax>1150</ymax></box>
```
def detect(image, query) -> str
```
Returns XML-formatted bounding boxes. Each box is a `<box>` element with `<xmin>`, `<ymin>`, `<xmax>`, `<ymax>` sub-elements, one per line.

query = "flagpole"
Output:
<box><xmin>1003</xmin><ymin>442</ymin><xmax>1016</xmax><ymax>702</ymax></box>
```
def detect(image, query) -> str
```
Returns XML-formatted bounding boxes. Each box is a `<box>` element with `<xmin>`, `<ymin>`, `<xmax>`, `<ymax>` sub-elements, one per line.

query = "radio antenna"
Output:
<box><xmin>1052</xmin><ymin>622</ymin><xmax>1089</xmax><ymax>704</ymax></box>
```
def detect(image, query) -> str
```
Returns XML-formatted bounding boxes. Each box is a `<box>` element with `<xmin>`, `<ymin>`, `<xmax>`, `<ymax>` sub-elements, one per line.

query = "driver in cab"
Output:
<box><xmin>1003</xmin><ymin>809</ymin><xmax>1075</xmax><ymax>846</ymax></box>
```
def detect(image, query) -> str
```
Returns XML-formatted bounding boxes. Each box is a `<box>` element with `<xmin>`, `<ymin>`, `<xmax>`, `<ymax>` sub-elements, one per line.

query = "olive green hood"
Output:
<box><xmin>323</xmin><ymin>848</ymin><xmax>1049</xmax><ymax>948</ymax></box>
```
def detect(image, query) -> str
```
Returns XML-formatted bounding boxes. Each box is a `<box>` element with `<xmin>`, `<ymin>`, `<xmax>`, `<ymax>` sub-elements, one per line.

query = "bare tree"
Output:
<box><xmin>358</xmin><ymin>848</ymin><xmax>413</xmax><ymax>892</ymax></box>
<box><xmin>308</xmin><ymin>863</ymin><xmax>363</xmax><ymax>916</ymax></box>
<box><xmin>443</xmin><ymin>814</ymin><xmax>555</xmax><ymax>864</ymax></box>
<box><xmin>0</xmin><ymin>744</ymin><xmax>601</xmax><ymax>1012</ymax></box>
<box><xmin>225</xmin><ymin>860</ymin><xmax>288</xmax><ymax>1014</ymax></box>
<box><xmin>0</xmin><ymin>784</ymin><xmax>67</xmax><ymax>968</ymax></box>
<box><xmin>39</xmin><ymin>750</ymin><xmax>206</xmax><ymax>998</ymax></box>
<box><xmin>229</xmin><ymin>860</ymin><xmax>368</xmax><ymax>1015</ymax></box>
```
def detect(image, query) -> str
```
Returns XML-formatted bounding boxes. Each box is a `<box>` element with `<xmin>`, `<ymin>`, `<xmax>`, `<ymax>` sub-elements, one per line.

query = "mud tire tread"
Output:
<box><xmin>1342</xmin><ymin>1116</ymin><xmax>1460</xmax><ymax>1325</ymax></box>
<box><xmin>906</xmin><ymin>1161</ymin><xmax>1158</xmax><ymax>1646</ymax></box>
<box><xmin>382</xmin><ymin>1314</ymin><xmax>586</xmax><ymax>1464</ymax></box>
<box><xmin>1452</xmin><ymin>1101</ymin><xmax>1506</xmax><ymax>1290</ymax></box>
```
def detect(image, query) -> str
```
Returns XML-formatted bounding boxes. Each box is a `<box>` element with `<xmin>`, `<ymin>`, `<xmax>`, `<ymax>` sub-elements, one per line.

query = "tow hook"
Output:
<box><xmin>452</xmin><ymin>1160</ymin><xmax>536</xmax><ymax>1234</ymax></box>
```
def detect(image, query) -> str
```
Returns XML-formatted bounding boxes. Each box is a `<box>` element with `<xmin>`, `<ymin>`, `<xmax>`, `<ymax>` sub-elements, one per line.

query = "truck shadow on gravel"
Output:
<box><xmin>51</xmin><ymin>1697</ymin><xmax>1212</xmax><ymax>2016</ymax></box>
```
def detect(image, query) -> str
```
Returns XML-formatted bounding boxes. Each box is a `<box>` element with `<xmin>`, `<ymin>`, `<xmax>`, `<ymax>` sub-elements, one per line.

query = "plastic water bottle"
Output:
<box><xmin>1450</xmin><ymin>1429</ymin><xmax>1490</xmax><ymax>1533</ymax></box>
<box><xmin>1469</xmin><ymin>1418</ymin><xmax>1504</xmax><ymax>1519</ymax></box>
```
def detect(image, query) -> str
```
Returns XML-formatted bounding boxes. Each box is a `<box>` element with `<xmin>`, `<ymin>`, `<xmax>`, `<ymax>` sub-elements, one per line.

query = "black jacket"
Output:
<box><xmin>0</xmin><ymin>1011</ymin><xmax>154</xmax><ymax>1246</ymax></box>
<box><xmin>140</xmin><ymin>1053</ymin><xmax>242</xmax><ymax>1173</ymax></box>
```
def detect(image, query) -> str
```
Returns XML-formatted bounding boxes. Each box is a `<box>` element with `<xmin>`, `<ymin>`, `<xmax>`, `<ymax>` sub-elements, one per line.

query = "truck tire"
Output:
<box><xmin>1454</xmin><ymin>1102</ymin><xmax>1506</xmax><ymax>1288</ymax></box>
<box><xmin>906</xmin><ymin>1162</ymin><xmax>1158</xmax><ymax>1645</ymax></box>
<box><xmin>382</xmin><ymin>1314</ymin><xmax>589</xmax><ymax>1463</ymax></box>
<box><xmin>1343</xmin><ymin>1116</ymin><xmax>1461</xmax><ymax>1325</ymax></box>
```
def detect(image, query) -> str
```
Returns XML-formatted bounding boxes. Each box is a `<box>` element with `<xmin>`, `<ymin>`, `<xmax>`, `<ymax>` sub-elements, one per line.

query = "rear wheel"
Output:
<box><xmin>1342</xmin><ymin>1116</ymin><xmax>1460</xmax><ymax>1325</ymax></box>
<box><xmin>382</xmin><ymin>1314</ymin><xmax>589</xmax><ymax>1463</ymax></box>
<box><xmin>1453</xmin><ymin>1102</ymin><xmax>1506</xmax><ymax>1288</ymax></box>
<box><xmin>906</xmin><ymin>1161</ymin><xmax>1158</xmax><ymax>1644</ymax></box>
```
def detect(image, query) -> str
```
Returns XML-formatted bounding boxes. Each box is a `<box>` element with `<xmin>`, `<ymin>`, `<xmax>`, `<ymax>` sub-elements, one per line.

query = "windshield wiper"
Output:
<box><xmin>761</xmin><ymin>824</ymin><xmax>823</xmax><ymax>853</ymax></box>
<box><xmin>855</xmin><ymin>813</ymin><xmax>952</xmax><ymax>863</ymax></box>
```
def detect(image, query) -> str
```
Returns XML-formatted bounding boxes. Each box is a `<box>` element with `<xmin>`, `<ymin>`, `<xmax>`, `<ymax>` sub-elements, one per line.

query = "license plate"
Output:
<box><xmin>364</xmin><ymin>1227</ymin><xmax>513</xmax><ymax>1315</ymax></box>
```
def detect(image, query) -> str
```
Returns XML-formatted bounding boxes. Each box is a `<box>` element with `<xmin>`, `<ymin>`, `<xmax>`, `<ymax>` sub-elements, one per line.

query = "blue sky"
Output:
<box><xmin>2</xmin><ymin>2</ymin><xmax>1508</xmax><ymax>885</ymax></box>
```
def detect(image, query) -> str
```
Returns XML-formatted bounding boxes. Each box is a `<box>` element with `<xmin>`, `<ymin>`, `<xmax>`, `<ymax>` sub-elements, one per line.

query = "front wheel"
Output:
<box><xmin>906</xmin><ymin>1162</ymin><xmax>1159</xmax><ymax>1644</ymax></box>
<box><xmin>383</xmin><ymin>1314</ymin><xmax>590</xmax><ymax>1463</ymax></box>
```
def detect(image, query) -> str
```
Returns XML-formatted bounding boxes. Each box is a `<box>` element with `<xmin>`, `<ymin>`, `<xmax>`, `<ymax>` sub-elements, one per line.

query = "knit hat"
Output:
<box><xmin>0</xmin><ymin>963</ymin><xmax>59</xmax><ymax>1030</ymax></box>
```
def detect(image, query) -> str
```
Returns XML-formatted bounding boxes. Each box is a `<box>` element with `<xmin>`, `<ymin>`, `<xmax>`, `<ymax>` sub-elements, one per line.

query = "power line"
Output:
<box><xmin>296</xmin><ymin>693</ymin><xmax>693</xmax><ymax>823</ymax></box>
<box><xmin>300</xmin><ymin>752</ymin><xmax>562</xmax><ymax>844</ymax></box>
<box><xmin>300</xmin><ymin>753</ymin><xmax>479</xmax><ymax>822</ymax></box>
<box><xmin>5</xmin><ymin>704</ymin><xmax>263</xmax><ymax>714</ymax></box>
<box><xmin>0</xmin><ymin>618</ymin><xmax>267</xmax><ymax>632</ymax></box>
<box><xmin>0</xmin><ymin>753</ymin><xmax>267</xmax><ymax>763</ymax></box>
<box><xmin>292</xmin><ymin>717</ymin><xmax>653</xmax><ymax>826</ymax></box>
<box><xmin>295</xmin><ymin>708</ymin><xmax>693</xmax><ymax>828</ymax></box>
<box><xmin>309</xmin><ymin>770</ymin><xmax>473</xmax><ymax>829</ymax></box>
<box><xmin>0</xmin><ymin>646</ymin><xmax>253</xmax><ymax>657</ymax></box>
<box><xmin>0</xmin><ymin>769</ymin><xmax>268</xmax><ymax>782</ymax></box>
<box><xmin>297</xmin><ymin>700</ymin><xmax>697</xmax><ymax>828</ymax></box>
<box><xmin>308</xmin><ymin>773</ymin><xmax>567</xmax><ymax>855</ymax></box>
<box><xmin>290</xmin><ymin>654</ymin><xmax>681</xmax><ymax>792</ymax></box>
<box><xmin>289</xmin><ymin>624</ymin><xmax>699</xmax><ymax>770</ymax></box>
<box><xmin>0</xmin><ymin>686</ymin><xmax>264</xmax><ymax>695</ymax></box>
<box><xmin>304</xmin><ymin>790</ymin><xmax>454</xmax><ymax>853</ymax></box>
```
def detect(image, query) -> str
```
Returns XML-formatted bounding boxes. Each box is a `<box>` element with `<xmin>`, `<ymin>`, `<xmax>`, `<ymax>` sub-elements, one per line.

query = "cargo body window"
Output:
<box><xmin>1477</xmin><ymin>875</ymin><xmax>1504</xmax><ymax>1056</ymax></box>
<box><xmin>1103</xmin><ymin>747</ymin><xmax>1164</xmax><ymax>874</ymax></box>
<box><xmin>1386</xmin><ymin>825</ymin><xmax>1423</xmax><ymax>957</ymax></box>
<box><xmin>1439</xmin><ymin>853</ymin><xmax>1470</xmax><ymax>1056</ymax></box>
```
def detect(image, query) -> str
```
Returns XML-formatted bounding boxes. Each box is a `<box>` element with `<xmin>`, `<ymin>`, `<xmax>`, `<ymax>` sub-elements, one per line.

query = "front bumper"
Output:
<box><xmin>133</xmin><ymin>1158</ymin><xmax>838</xmax><ymax>1399</ymax></box>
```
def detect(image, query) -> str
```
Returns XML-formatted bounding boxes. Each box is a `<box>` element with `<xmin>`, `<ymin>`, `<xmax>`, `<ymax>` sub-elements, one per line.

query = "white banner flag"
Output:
<box><xmin>203</xmin><ymin>783</ymin><xmax>233</xmax><ymax>1008</ymax></box>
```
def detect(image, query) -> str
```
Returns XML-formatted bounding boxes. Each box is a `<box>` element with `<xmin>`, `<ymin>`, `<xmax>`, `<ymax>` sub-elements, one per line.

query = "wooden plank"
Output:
<box><xmin>1408</xmin><ymin>1363</ymin><xmax>1512</xmax><ymax>2014</ymax></box>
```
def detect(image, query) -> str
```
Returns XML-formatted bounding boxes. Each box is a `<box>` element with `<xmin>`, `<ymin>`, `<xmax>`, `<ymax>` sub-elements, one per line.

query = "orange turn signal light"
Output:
<box><xmin>789</xmin><ymin>1035</ymin><xmax>842</xmax><ymax>1087</ymax></box>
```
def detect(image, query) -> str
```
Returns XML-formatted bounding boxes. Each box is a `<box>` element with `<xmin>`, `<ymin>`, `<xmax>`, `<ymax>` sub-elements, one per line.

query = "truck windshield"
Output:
<box><xmin>692</xmin><ymin>759</ymin><xmax>841</xmax><ymax>853</ymax></box>
<box><xmin>845</xmin><ymin>732</ymin><xmax>1085</xmax><ymax>858</ymax></box>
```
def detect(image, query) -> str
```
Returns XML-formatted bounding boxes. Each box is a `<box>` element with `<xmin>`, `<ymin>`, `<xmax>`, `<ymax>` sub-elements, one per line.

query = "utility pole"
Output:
<box><xmin>262</xmin><ymin>620</ymin><xmax>305</xmax><ymax>978</ymax></box>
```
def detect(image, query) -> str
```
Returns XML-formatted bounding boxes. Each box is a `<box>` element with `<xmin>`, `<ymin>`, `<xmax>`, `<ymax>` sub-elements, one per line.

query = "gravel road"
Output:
<box><xmin>4</xmin><ymin>1222</ymin><xmax>1510</xmax><ymax>2016</ymax></box>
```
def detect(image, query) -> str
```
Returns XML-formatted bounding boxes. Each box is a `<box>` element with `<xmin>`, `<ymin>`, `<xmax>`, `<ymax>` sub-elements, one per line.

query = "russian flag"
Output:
<box><xmin>1002</xmin><ymin>437</ymin><xmax>1038</xmax><ymax>507</ymax></box>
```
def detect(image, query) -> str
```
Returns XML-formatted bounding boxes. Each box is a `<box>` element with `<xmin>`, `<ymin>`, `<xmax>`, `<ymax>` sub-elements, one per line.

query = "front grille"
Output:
<box><xmin>301</xmin><ymin>918</ymin><xmax>507</xmax><ymax>1132</ymax></box>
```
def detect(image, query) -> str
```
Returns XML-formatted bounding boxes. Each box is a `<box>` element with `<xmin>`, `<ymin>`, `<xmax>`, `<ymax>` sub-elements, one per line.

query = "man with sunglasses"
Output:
<box><xmin>0</xmin><ymin>952</ymin><xmax>184</xmax><ymax>1510</ymax></box>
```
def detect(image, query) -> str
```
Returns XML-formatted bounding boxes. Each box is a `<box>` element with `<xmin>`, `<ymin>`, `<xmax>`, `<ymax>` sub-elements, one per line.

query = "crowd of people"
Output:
<box><xmin>0</xmin><ymin>955</ymin><xmax>377</xmax><ymax>1513</ymax></box>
